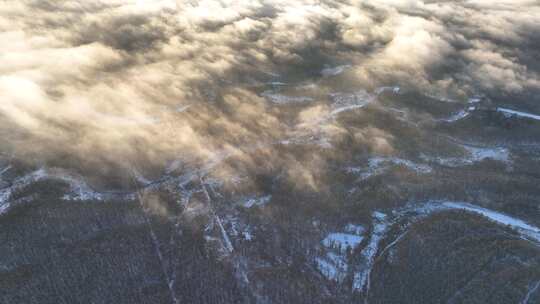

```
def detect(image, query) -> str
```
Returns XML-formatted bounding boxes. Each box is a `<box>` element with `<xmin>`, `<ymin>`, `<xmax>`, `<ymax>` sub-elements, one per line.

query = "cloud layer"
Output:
<box><xmin>0</xmin><ymin>0</ymin><xmax>539</xmax><ymax>184</ymax></box>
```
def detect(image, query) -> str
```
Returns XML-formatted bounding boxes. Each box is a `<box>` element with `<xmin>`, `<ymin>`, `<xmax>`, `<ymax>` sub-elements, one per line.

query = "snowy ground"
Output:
<box><xmin>497</xmin><ymin>108</ymin><xmax>540</xmax><ymax>121</ymax></box>
<box><xmin>328</xmin><ymin>90</ymin><xmax>377</xmax><ymax>117</ymax></box>
<box><xmin>321</xmin><ymin>65</ymin><xmax>351</xmax><ymax>77</ymax></box>
<box><xmin>242</xmin><ymin>195</ymin><xmax>272</xmax><ymax>208</ymax></box>
<box><xmin>261</xmin><ymin>91</ymin><xmax>314</xmax><ymax>105</ymax></box>
<box><xmin>353</xmin><ymin>212</ymin><xmax>389</xmax><ymax>291</ymax></box>
<box><xmin>347</xmin><ymin>157</ymin><xmax>432</xmax><ymax>181</ymax></box>
<box><xmin>422</xmin><ymin>144</ymin><xmax>510</xmax><ymax>168</ymax></box>
<box><xmin>442</xmin><ymin>109</ymin><xmax>471</xmax><ymax>122</ymax></box>
<box><xmin>0</xmin><ymin>167</ymin><xmax>133</xmax><ymax>216</ymax></box>
<box><xmin>322</xmin><ymin>233</ymin><xmax>364</xmax><ymax>253</ymax></box>
<box><xmin>349</xmin><ymin>201</ymin><xmax>540</xmax><ymax>292</ymax></box>
<box><xmin>316</xmin><ymin>225</ymin><xmax>365</xmax><ymax>281</ymax></box>
<box><xmin>439</xmin><ymin>201</ymin><xmax>540</xmax><ymax>242</ymax></box>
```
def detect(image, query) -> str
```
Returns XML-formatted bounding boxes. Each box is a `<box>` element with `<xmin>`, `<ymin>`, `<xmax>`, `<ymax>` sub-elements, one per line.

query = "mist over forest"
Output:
<box><xmin>1</xmin><ymin>1</ymin><xmax>540</xmax><ymax>303</ymax></box>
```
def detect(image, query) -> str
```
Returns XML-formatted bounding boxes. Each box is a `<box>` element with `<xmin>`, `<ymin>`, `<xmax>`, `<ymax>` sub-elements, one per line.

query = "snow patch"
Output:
<box><xmin>424</xmin><ymin>145</ymin><xmax>510</xmax><ymax>167</ymax></box>
<box><xmin>401</xmin><ymin>201</ymin><xmax>540</xmax><ymax>244</ymax></box>
<box><xmin>424</xmin><ymin>93</ymin><xmax>458</xmax><ymax>103</ymax></box>
<box><xmin>316</xmin><ymin>256</ymin><xmax>347</xmax><ymax>281</ymax></box>
<box><xmin>375</xmin><ymin>86</ymin><xmax>401</xmax><ymax>95</ymax></box>
<box><xmin>347</xmin><ymin>201</ymin><xmax>540</xmax><ymax>293</ymax></box>
<box><xmin>317</xmin><ymin>249</ymin><xmax>351</xmax><ymax>281</ymax></box>
<box><xmin>441</xmin><ymin>201</ymin><xmax>540</xmax><ymax>242</ymax></box>
<box><xmin>242</xmin><ymin>195</ymin><xmax>272</xmax><ymax>208</ymax></box>
<box><xmin>521</xmin><ymin>281</ymin><xmax>540</xmax><ymax>304</ymax></box>
<box><xmin>166</xmin><ymin>159</ymin><xmax>183</xmax><ymax>174</ymax></box>
<box><xmin>0</xmin><ymin>168</ymin><xmax>129</xmax><ymax>215</ymax></box>
<box><xmin>243</xmin><ymin>230</ymin><xmax>253</xmax><ymax>241</ymax></box>
<box><xmin>353</xmin><ymin>212</ymin><xmax>390</xmax><ymax>291</ymax></box>
<box><xmin>261</xmin><ymin>91</ymin><xmax>314</xmax><ymax>104</ymax></box>
<box><xmin>0</xmin><ymin>165</ymin><xmax>11</xmax><ymax>176</ymax></box>
<box><xmin>468</xmin><ymin>97</ymin><xmax>482</xmax><ymax>104</ymax></box>
<box><xmin>443</xmin><ymin>110</ymin><xmax>470</xmax><ymax>122</ymax></box>
<box><xmin>322</xmin><ymin>233</ymin><xmax>364</xmax><ymax>253</ymax></box>
<box><xmin>133</xmin><ymin>171</ymin><xmax>152</xmax><ymax>186</ymax></box>
<box><xmin>466</xmin><ymin>146</ymin><xmax>510</xmax><ymax>163</ymax></box>
<box><xmin>175</xmin><ymin>104</ymin><xmax>191</xmax><ymax>113</ymax></box>
<box><xmin>266</xmin><ymin>81</ymin><xmax>287</xmax><ymax>86</ymax></box>
<box><xmin>497</xmin><ymin>107</ymin><xmax>540</xmax><ymax>121</ymax></box>
<box><xmin>0</xmin><ymin>168</ymin><xmax>48</xmax><ymax>215</ymax></box>
<box><xmin>328</xmin><ymin>90</ymin><xmax>375</xmax><ymax>116</ymax></box>
<box><xmin>317</xmin><ymin>226</ymin><xmax>366</xmax><ymax>281</ymax></box>
<box><xmin>321</xmin><ymin>65</ymin><xmax>351</xmax><ymax>77</ymax></box>
<box><xmin>345</xmin><ymin>224</ymin><xmax>365</xmax><ymax>235</ymax></box>
<box><xmin>348</xmin><ymin>157</ymin><xmax>432</xmax><ymax>181</ymax></box>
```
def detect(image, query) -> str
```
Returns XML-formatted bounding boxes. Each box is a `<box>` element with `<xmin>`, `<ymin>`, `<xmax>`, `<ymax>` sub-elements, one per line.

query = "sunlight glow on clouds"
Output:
<box><xmin>0</xmin><ymin>0</ymin><xmax>538</xmax><ymax>181</ymax></box>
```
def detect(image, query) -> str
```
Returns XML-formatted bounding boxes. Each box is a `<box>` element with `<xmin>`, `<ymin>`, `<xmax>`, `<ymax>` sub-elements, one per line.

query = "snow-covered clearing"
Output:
<box><xmin>322</xmin><ymin>233</ymin><xmax>364</xmax><ymax>253</ymax></box>
<box><xmin>317</xmin><ymin>225</ymin><xmax>365</xmax><ymax>281</ymax></box>
<box><xmin>345</xmin><ymin>224</ymin><xmax>366</xmax><ymax>235</ymax></box>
